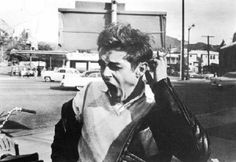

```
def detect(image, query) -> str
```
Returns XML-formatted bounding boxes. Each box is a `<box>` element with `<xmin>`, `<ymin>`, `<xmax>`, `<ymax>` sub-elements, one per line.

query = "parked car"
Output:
<box><xmin>41</xmin><ymin>67</ymin><xmax>80</xmax><ymax>82</ymax></box>
<box><xmin>60</xmin><ymin>70</ymin><xmax>102</xmax><ymax>89</ymax></box>
<box><xmin>202</xmin><ymin>72</ymin><xmax>215</xmax><ymax>79</ymax></box>
<box><xmin>210</xmin><ymin>71</ymin><xmax>236</xmax><ymax>87</ymax></box>
<box><xmin>189</xmin><ymin>72</ymin><xmax>204</xmax><ymax>79</ymax></box>
<box><xmin>20</xmin><ymin>67</ymin><xmax>35</xmax><ymax>77</ymax></box>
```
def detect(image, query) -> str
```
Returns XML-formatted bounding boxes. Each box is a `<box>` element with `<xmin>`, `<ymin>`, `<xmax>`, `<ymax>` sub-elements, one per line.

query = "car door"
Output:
<box><xmin>53</xmin><ymin>68</ymin><xmax>66</xmax><ymax>81</ymax></box>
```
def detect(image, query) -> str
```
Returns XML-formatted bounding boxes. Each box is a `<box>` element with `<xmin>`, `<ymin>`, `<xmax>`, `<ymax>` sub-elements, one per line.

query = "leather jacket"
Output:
<box><xmin>51</xmin><ymin>78</ymin><xmax>210</xmax><ymax>162</ymax></box>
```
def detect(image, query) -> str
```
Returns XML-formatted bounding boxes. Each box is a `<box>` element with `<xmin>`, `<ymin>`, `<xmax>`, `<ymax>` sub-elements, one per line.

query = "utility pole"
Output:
<box><xmin>202</xmin><ymin>35</ymin><xmax>214</xmax><ymax>68</ymax></box>
<box><xmin>181</xmin><ymin>0</ymin><xmax>185</xmax><ymax>80</ymax></box>
<box><xmin>111</xmin><ymin>0</ymin><xmax>117</xmax><ymax>24</ymax></box>
<box><xmin>187</xmin><ymin>24</ymin><xmax>195</xmax><ymax>79</ymax></box>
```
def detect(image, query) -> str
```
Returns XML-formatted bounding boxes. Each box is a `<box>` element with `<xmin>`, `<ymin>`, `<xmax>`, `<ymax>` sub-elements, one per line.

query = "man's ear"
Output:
<box><xmin>135</xmin><ymin>62</ymin><xmax>148</xmax><ymax>77</ymax></box>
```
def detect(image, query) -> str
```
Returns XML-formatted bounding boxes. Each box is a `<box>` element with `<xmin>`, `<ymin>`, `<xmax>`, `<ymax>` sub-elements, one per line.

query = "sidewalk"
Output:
<box><xmin>12</xmin><ymin>127</ymin><xmax>54</xmax><ymax>162</ymax></box>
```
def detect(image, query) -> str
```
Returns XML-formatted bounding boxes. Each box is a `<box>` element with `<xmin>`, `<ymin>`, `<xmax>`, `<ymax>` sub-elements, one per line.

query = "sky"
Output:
<box><xmin>0</xmin><ymin>0</ymin><xmax>236</xmax><ymax>45</ymax></box>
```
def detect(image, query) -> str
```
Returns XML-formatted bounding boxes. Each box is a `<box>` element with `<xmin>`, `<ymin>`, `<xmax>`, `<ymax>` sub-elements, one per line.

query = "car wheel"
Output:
<box><xmin>44</xmin><ymin>76</ymin><xmax>51</xmax><ymax>82</ymax></box>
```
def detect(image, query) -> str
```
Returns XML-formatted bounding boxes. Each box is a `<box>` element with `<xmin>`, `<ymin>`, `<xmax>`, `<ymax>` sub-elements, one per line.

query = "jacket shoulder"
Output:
<box><xmin>61</xmin><ymin>99</ymin><xmax>74</xmax><ymax>119</ymax></box>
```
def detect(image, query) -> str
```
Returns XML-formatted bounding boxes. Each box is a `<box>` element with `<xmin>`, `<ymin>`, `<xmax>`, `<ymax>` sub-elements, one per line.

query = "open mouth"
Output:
<box><xmin>105</xmin><ymin>82</ymin><xmax>121</xmax><ymax>102</ymax></box>
<box><xmin>105</xmin><ymin>82</ymin><xmax>118</xmax><ymax>94</ymax></box>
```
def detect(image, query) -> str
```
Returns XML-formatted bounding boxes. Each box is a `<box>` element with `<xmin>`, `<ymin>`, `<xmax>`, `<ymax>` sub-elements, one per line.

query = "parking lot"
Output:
<box><xmin>1</xmin><ymin>74</ymin><xmax>236</xmax><ymax>161</ymax></box>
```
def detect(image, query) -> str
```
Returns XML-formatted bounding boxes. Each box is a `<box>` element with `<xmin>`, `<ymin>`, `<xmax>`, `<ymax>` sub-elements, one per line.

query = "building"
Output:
<box><xmin>219</xmin><ymin>42</ymin><xmax>236</xmax><ymax>74</ymax></box>
<box><xmin>166</xmin><ymin>48</ymin><xmax>180</xmax><ymax>65</ymax></box>
<box><xmin>58</xmin><ymin>1</ymin><xmax>166</xmax><ymax>51</ymax></box>
<box><xmin>188</xmin><ymin>50</ymin><xmax>219</xmax><ymax>73</ymax></box>
<box><xmin>10</xmin><ymin>50</ymin><xmax>67</xmax><ymax>70</ymax></box>
<box><xmin>166</xmin><ymin>49</ymin><xmax>219</xmax><ymax>73</ymax></box>
<box><xmin>65</xmin><ymin>50</ymin><xmax>99</xmax><ymax>72</ymax></box>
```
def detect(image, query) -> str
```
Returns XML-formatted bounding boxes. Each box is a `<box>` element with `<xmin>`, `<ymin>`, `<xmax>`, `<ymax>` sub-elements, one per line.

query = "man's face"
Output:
<box><xmin>98</xmin><ymin>50</ymin><xmax>139</xmax><ymax>100</ymax></box>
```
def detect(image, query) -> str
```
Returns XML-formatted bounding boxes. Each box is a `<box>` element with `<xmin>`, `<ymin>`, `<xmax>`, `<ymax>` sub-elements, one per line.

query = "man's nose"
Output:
<box><xmin>102</xmin><ymin>66</ymin><xmax>113</xmax><ymax>79</ymax></box>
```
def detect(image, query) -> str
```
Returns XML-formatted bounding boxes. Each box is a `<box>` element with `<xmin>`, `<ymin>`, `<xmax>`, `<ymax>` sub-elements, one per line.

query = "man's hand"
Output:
<box><xmin>153</xmin><ymin>56</ymin><xmax>167</xmax><ymax>82</ymax></box>
<box><xmin>0</xmin><ymin>133</ymin><xmax>15</xmax><ymax>157</ymax></box>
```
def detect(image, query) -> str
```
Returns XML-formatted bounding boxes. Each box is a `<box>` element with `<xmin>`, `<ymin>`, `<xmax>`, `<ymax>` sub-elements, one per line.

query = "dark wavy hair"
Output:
<box><xmin>97</xmin><ymin>23</ymin><xmax>153</xmax><ymax>68</ymax></box>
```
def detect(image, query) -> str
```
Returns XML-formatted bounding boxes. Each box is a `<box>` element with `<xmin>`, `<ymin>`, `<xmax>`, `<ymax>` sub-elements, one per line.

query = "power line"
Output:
<box><xmin>202</xmin><ymin>35</ymin><xmax>214</xmax><ymax>67</ymax></box>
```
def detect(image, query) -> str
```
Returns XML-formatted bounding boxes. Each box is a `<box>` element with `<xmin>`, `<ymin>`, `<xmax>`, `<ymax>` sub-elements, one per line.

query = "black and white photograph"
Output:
<box><xmin>1</xmin><ymin>0</ymin><xmax>236</xmax><ymax>161</ymax></box>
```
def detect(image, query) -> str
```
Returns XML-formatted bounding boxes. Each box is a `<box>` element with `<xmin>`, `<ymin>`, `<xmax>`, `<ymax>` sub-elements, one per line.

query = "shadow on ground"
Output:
<box><xmin>207</xmin><ymin>122</ymin><xmax>236</xmax><ymax>140</ymax></box>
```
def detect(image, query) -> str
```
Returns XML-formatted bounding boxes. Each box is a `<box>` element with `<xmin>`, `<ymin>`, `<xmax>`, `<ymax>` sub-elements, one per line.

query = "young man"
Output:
<box><xmin>51</xmin><ymin>23</ymin><xmax>210</xmax><ymax>162</ymax></box>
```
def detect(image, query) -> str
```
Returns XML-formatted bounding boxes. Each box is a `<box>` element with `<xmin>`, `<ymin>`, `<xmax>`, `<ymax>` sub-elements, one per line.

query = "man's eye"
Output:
<box><xmin>108</xmin><ymin>64</ymin><xmax>121</xmax><ymax>71</ymax></box>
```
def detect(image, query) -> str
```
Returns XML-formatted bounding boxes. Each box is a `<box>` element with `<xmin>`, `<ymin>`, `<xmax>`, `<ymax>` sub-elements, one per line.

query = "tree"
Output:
<box><xmin>5</xmin><ymin>29</ymin><xmax>32</xmax><ymax>61</ymax></box>
<box><xmin>38</xmin><ymin>41</ymin><xmax>53</xmax><ymax>50</ymax></box>
<box><xmin>208</xmin><ymin>63</ymin><xmax>219</xmax><ymax>74</ymax></box>
<box><xmin>0</xmin><ymin>30</ymin><xmax>13</xmax><ymax>61</ymax></box>
<box><xmin>197</xmin><ymin>56</ymin><xmax>203</xmax><ymax>73</ymax></box>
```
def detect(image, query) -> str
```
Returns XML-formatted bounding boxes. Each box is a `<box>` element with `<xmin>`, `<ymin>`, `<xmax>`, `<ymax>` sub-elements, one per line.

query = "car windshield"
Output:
<box><xmin>223</xmin><ymin>73</ymin><xmax>236</xmax><ymax>78</ymax></box>
<box><xmin>82</xmin><ymin>71</ymin><xmax>100</xmax><ymax>77</ymax></box>
<box><xmin>88</xmin><ymin>73</ymin><xmax>101</xmax><ymax>78</ymax></box>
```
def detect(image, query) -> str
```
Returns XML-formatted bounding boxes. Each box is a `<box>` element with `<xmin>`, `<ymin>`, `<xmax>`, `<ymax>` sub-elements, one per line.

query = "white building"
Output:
<box><xmin>188</xmin><ymin>50</ymin><xmax>219</xmax><ymax>72</ymax></box>
<box><xmin>65</xmin><ymin>50</ymin><xmax>99</xmax><ymax>72</ymax></box>
<box><xmin>166</xmin><ymin>49</ymin><xmax>219</xmax><ymax>73</ymax></box>
<box><xmin>166</xmin><ymin>48</ymin><xmax>180</xmax><ymax>65</ymax></box>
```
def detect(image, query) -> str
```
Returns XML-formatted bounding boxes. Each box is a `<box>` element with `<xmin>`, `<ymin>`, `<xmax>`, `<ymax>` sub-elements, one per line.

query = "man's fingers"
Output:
<box><xmin>153</xmin><ymin>57</ymin><xmax>167</xmax><ymax>82</ymax></box>
<box><xmin>153</xmin><ymin>57</ymin><xmax>167</xmax><ymax>68</ymax></box>
<box><xmin>158</xmin><ymin>51</ymin><xmax>168</xmax><ymax>58</ymax></box>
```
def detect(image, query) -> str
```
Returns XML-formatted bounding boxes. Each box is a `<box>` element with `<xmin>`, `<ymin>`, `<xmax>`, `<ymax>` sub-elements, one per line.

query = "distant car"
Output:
<box><xmin>189</xmin><ymin>72</ymin><xmax>204</xmax><ymax>79</ymax></box>
<box><xmin>20</xmin><ymin>67</ymin><xmax>35</xmax><ymax>77</ymax></box>
<box><xmin>202</xmin><ymin>73</ymin><xmax>215</xmax><ymax>79</ymax></box>
<box><xmin>60</xmin><ymin>71</ymin><xmax>102</xmax><ymax>89</ymax></box>
<box><xmin>210</xmin><ymin>72</ymin><xmax>236</xmax><ymax>87</ymax></box>
<box><xmin>41</xmin><ymin>67</ymin><xmax>80</xmax><ymax>82</ymax></box>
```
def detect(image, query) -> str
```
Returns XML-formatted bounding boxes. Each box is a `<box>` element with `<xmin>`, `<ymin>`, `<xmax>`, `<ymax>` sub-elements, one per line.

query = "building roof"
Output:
<box><xmin>10</xmin><ymin>50</ymin><xmax>68</xmax><ymax>55</ymax></box>
<box><xmin>189</xmin><ymin>50</ymin><xmax>219</xmax><ymax>55</ymax></box>
<box><xmin>66</xmin><ymin>51</ymin><xmax>99</xmax><ymax>61</ymax></box>
<box><xmin>220</xmin><ymin>41</ymin><xmax>236</xmax><ymax>50</ymax></box>
<box><xmin>58</xmin><ymin>8</ymin><xmax>166</xmax><ymax>16</ymax></box>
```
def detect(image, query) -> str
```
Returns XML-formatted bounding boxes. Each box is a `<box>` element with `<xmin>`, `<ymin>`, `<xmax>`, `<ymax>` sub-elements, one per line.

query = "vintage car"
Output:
<box><xmin>60</xmin><ymin>70</ymin><xmax>102</xmax><ymax>89</ymax></box>
<box><xmin>41</xmin><ymin>67</ymin><xmax>80</xmax><ymax>82</ymax></box>
<box><xmin>210</xmin><ymin>71</ymin><xmax>236</xmax><ymax>87</ymax></box>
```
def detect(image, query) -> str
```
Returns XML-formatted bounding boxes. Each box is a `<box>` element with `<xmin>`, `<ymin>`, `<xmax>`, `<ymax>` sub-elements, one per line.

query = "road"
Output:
<box><xmin>0</xmin><ymin>75</ymin><xmax>77</xmax><ymax>129</ymax></box>
<box><xmin>1</xmin><ymin>75</ymin><xmax>236</xmax><ymax>161</ymax></box>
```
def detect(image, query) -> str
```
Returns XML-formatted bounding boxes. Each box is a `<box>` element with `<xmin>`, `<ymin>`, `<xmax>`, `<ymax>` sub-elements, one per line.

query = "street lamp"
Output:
<box><xmin>187</xmin><ymin>24</ymin><xmax>195</xmax><ymax>79</ymax></box>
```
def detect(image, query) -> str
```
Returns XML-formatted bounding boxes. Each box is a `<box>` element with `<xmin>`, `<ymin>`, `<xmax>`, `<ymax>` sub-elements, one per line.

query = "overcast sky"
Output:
<box><xmin>1</xmin><ymin>0</ymin><xmax>236</xmax><ymax>45</ymax></box>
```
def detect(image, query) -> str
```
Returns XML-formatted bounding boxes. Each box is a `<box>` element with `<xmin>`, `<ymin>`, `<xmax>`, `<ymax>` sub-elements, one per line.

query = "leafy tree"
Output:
<box><xmin>38</xmin><ymin>41</ymin><xmax>53</xmax><ymax>51</ymax></box>
<box><xmin>0</xmin><ymin>30</ymin><xmax>9</xmax><ymax>45</ymax></box>
<box><xmin>4</xmin><ymin>29</ymin><xmax>32</xmax><ymax>61</ymax></box>
<box><xmin>197</xmin><ymin>56</ymin><xmax>203</xmax><ymax>73</ymax></box>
